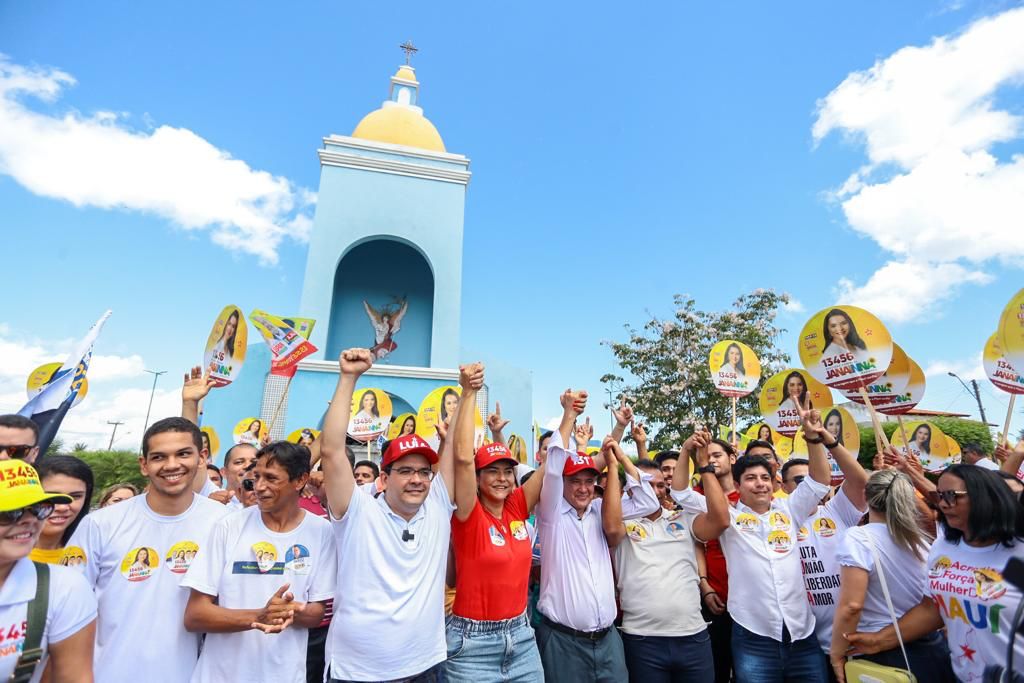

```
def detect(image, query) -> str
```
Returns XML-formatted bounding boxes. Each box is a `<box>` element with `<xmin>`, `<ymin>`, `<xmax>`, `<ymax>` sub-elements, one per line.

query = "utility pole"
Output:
<box><xmin>142</xmin><ymin>369</ymin><xmax>167</xmax><ymax>436</ymax></box>
<box><xmin>948</xmin><ymin>372</ymin><xmax>989</xmax><ymax>424</ymax></box>
<box><xmin>603</xmin><ymin>379</ymin><xmax>622</xmax><ymax>431</ymax></box>
<box><xmin>107</xmin><ymin>420</ymin><xmax>124</xmax><ymax>450</ymax></box>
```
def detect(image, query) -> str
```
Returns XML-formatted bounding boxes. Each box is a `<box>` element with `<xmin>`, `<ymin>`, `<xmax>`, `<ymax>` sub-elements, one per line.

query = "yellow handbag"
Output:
<box><xmin>844</xmin><ymin>531</ymin><xmax>917</xmax><ymax>683</ymax></box>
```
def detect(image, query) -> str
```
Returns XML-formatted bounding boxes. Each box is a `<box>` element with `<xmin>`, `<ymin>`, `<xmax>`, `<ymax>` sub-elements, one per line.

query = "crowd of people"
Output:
<box><xmin>2</xmin><ymin>347</ymin><xmax>1024</xmax><ymax>683</ymax></box>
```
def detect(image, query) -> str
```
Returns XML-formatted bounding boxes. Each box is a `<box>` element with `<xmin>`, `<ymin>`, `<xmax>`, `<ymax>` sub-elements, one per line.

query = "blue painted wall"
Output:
<box><xmin>325</xmin><ymin>239</ymin><xmax>433</xmax><ymax>366</ymax></box>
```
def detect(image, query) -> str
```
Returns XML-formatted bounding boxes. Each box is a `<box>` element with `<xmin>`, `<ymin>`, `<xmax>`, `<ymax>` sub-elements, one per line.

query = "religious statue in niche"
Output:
<box><xmin>363</xmin><ymin>298</ymin><xmax>409</xmax><ymax>361</ymax></box>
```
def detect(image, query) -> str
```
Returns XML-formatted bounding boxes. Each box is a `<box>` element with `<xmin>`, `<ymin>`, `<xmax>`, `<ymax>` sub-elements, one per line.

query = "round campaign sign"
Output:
<box><xmin>348</xmin><ymin>388</ymin><xmax>393</xmax><ymax>442</ymax></box>
<box><xmin>507</xmin><ymin>434</ymin><xmax>529</xmax><ymax>464</ymax></box>
<box><xmin>799</xmin><ymin>305</ymin><xmax>893</xmax><ymax>391</ymax></box>
<box><xmin>708</xmin><ymin>340</ymin><xmax>762</xmax><ymax>398</ymax></box>
<box><xmin>287</xmin><ymin>428</ymin><xmax>319</xmax><ymax>446</ymax></box>
<box><xmin>204</xmin><ymin>305</ymin><xmax>248</xmax><ymax>388</ymax></box>
<box><xmin>999</xmin><ymin>288</ymin><xmax>1024</xmax><ymax>372</ymax></box>
<box><xmin>759</xmin><ymin>369</ymin><xmax>834</xmax><ymax>437</ymax></box>
<box><xmin>945</xmin><ymin>435</ymin><xmax>962</xmax><ymax>465</ymax></box>
<box><xmin>744</xmin><ymin>422</ymin><xmax>785</xmax><ymax>447</ymax></box>
<box><xmin>792</xmin><ymin>406</ymin><xmax>859</xmax><ymax>485</ymax></box>
<box><xmin>891</xmin><ymin>421</ymin><xmax>954</xmax><ymax>473</ymax></box>
<box><xmin>984</xmin><ymin>333</ymin><xmax>1024</xmax><ymax>395</ymax></box>
<box><xmin>877</xmin><ymin>355</ymin><xmax>927</xmax><ymax>416</ymax></box>
<box><xmin>233</xmin><ymin>417</ymin><xmax>267</xmax><ymax>446</ymax></box>
<box><xmin>26</xmin><ymin>362</ymin><xmax>89</xmax><ymax>407</ymax></box>
<box><xmin>199</xmin><ymin>426</ymin><xmax>220</xmax><ymax>459</ymax></box>
<box><xmin>388</xmin><ymin>413</ymin><xmax>418</xmax><ymax>440</ymax></box>
<box><xmin>416</xmin><ymin>386</ymin><xmax>484</xmax><ymax>449</ymax></box>
<box><xmin>775</xmin><ymin>436</ymin><xmax>794</xmax><ymax>461</ymax></box>
<box><xmin>840</xmin><ymin>342</ymin><xmax>911</xmax><ymax>406</ymax></box>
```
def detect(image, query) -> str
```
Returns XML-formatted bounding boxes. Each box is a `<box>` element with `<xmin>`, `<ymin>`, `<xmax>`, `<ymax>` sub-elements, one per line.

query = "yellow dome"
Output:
<box><xmin>392</xmin><ymin>65</ymin><xmax>418</xmax><ymax>84</ymax></box>
<box><xmin>352</xmin><ymin>106</ymin><xmax>446</xmax><ymax>152</ymax></box>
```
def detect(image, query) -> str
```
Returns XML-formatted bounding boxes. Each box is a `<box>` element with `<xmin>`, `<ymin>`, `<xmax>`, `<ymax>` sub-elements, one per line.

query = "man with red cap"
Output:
<box><xmin>534</xmin><ymin>389</ymin><xmax>659</xmax><ymax>682</ymax></box>
<box><xmin>319</xmin><ymin>348</ymin><xmax>456</xmax><ymax>683</ymax></box>
<box><xmin>446</xmin><ymin>362</ymin><xmax>545</xmax><ymax>681</ymax></box>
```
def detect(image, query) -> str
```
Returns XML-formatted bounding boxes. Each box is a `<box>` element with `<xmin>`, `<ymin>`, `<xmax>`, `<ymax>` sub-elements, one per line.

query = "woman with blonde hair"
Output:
<box><xmin>829</xmin><ymin>470</ymin><xmax>954</xmax><ymax>682</ymax></box>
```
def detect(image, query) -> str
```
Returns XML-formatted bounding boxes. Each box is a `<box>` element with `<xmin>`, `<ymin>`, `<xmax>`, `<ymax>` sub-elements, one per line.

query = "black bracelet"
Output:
<box><xmin>804</xmin><ymin>435</ymin><xmax>824</xmax><ymax>444</ymax></box>
<box><xmin>825</xmin><ymin>439</ymin><xmax>841</xmax><ymax>450</ymax></box>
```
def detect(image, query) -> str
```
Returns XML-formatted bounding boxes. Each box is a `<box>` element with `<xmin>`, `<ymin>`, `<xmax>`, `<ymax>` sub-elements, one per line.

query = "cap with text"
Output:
<box><xmin>0</xmin><ymin>460</ymin><xmax>73</xmax><ymax>512</ymax></box>
<box><xmin>382</xmin><ymin>434</ymin><xmax>439</xmax><ymax>469</ymax></box>
<box><xmin>563</xmin><ymin>451</ymin><xmax>600</xmax><ymax>477</ymax></box>
<box><xmin>474</xmin><ymin>442</ymin><xmax>518</xmax><ymax>470</ymax></box>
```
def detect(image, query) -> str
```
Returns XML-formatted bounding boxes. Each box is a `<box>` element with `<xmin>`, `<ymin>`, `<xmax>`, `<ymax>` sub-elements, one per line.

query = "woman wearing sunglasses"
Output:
<box><xmin>0</xmin><ymin>459</ymin><xmax>97</xmax><ymax>682</ymax></box>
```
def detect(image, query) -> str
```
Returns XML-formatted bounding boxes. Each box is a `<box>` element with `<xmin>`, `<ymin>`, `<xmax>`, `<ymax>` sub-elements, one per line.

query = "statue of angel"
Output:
<box><xmin>363</xmin><ymin>298</ymin><xmax>409</xmax><ymax>360</ymax></box>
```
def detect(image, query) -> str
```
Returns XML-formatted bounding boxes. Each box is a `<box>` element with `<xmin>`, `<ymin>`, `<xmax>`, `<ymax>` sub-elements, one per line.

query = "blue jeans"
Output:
<box><xmin>620</xmin><ymin>629</ymin><xmax>715</xmax><ymax>683</ymax></box>
<box><xmin>731</xmin><ymin>623</ymin><xmax>827</xmax><ymax>683</ymax></box>
<box><xmin>445</xmin><ymin>612</ymin><xmax>543</xmax><ymax>683</ymax></box>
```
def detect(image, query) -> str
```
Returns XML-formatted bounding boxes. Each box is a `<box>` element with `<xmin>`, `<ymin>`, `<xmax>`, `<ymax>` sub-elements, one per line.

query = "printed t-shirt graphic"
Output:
<box><xmin>0</xmin><ymin>558</ymin><xmax>96</xmax><ymax>683</ymax></box>
<box><xmin>65</xmin><ymin>493</ymin><xmax>228</xmax><ymax>683</ymax></box>
<box><xmin>183</xmin><ymin>506</ymin><xmax>336</xmax><ymax>683</ymax></box>
<box><xmin>928</xmin><ymin>536</ymin><xmax>1024</xmax><ymax>682</ymax></box>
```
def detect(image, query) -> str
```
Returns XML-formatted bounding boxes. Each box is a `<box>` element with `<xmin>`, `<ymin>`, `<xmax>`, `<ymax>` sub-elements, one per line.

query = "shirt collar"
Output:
<box><xmin>0</xmin><ymin>557</ymin><xmax>35</xmax><ymax>606</ymax></box>
<box><xmin>559</xmin><ymin>495</ymin><xmax>595</xmax><ymax>519</ymax></box>
<box><xmin>376</xmin><ymin>491</ymin><xmax>427</xmax><ymax>526</ymax></box>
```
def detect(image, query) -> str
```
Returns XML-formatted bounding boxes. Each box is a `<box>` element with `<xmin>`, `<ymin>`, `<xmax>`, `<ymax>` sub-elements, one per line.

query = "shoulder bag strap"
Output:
<box><xmin>864</xmin><ymin>528</ymin><xmax>913</xmax><ymax>673</ymax></box>
<box><xmin>9</xmin><ymin>561</ymin><xmax>50</xmax><ymax>683</ymax></box>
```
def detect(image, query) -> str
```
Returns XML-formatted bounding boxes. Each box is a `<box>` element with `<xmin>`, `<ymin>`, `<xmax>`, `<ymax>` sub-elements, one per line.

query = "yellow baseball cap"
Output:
<box><xmin>0</xmin><ymin>460</ymin><xmax>73</xmax><ymax>512</ymax></box>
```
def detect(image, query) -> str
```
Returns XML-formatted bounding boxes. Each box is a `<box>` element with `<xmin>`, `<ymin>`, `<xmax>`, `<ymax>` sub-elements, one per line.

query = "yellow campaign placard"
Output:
<box><xmin>891</xmin><ymin>421</ymin><xmax>953</xmax><ymax>473</ymax></box>
<box><xmin>287</xmin><ymin>428</ymin><xmax>319</xmax><ymax>446</ymax></box>
<box><xmin>792</xmin><ymin>406</ymin><xmax>859</xmax><ymax>485</ymax></box>
<box><xmin>775</xmin><ymin>435</ymin><xmax>794</xmax><ymax>461</ymax></box>
<box><xmin>200</xmin><ymin>426</ymin><xmax>220</xmax><ymax>459</ymax></box>
<box><xmin>799</xmin><ymin>305</ymin><xmax>893</xmax><ymax>391</ymax></box>
<box><xmin>744</xmin><ymin>423</ymin><xmax>788</xmax><ymax>449</ymax></box>
<box><xmin>507</xmin><ymin>434</ymin><xmax>529</xmax><ymax>464</ymax></box>
<box><xmin>348</xmin><ymin>388</ymin><xmax>393</xmax><ymax>442</ymax></box>
<box><xmin>998</xmin><ymin>288</ymin><xmax>1024</xmax><ymax>372</ymax></box>
<box><xmin>417</xmin><ymin>385</ymin><xmax>484</xmax><ymax>449</ymax></box>
<box><xmin>204</xmin><ymin>305</ymin><xmax>248</xmax><ymax>387</ymax></box>
<box><xmin>840</xmin><ymin>342</ymin><xmax>911</xmax><ymax>406</ymax></box>
<box><xmin>759</xmin><ymin>369</ymin><xmax>834</xmax><ymax>437</ymax></box>
<box><xmin>945</xmin><ymin>435</ymin><xmax>962</xmax><ymax>463</ymax></box>
<box><xmin>233</xmin><ymin>417</ymin><xmax>267</xmax><ymax>446</ymax></box>
<box><xmin>984</xmin><ymin>333</ymin><xmax>1024</xmax><ymax>395</ymax></box>
<box><xmin>708</xmin><ymin>340</ymin><xmax>762</xmax><ymax>398</ymax></box>
<box><xmin>878</xmin><ymin>355</ymin><xmax>927</xmax><ymax>416</ymax></box>
<box><xmin>26</xmin><ymin>362</ymin><xmax>88</xmax><ymax>407</ymax></box>
<box><xmin>388</xmin><ymin>413</ymin><xmax>418</xmax><ymax>440</ymax></box>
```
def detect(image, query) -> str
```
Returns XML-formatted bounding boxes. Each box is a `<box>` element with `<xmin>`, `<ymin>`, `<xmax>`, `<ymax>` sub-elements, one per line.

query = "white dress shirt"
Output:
<box><xmin>537</xmin><ymin>431</ymin><xmax>659</xmax><ymax>631</ymax></box>
<box><xmin>674</xmin><ymin>475</ymin><xmax>829</xmax><ymax>642</ymax></box>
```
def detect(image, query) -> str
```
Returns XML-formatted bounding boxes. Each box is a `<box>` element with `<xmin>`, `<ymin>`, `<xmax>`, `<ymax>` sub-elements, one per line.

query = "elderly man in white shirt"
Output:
<box><xmin>535</xmin><ymin>390</ymin><xmax>659</xmax><ymax>683</ymax></box>
<box><xmin>672</xmin><ymin>407</ymin><xmax>834</xmax><ymax>683</ymax></box>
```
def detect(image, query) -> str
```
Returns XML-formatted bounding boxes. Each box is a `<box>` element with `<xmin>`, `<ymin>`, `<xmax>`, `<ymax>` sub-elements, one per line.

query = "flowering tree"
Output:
<box><xmin>602</xmin><ymin>290</ymin><xmax>793</xmax><ymax>450</ymax></box>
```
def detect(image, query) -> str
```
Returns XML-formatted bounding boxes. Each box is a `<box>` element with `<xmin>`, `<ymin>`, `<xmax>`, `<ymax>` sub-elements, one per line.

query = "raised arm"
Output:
<box><xmin>601</xmin><ymin>436</ymin><xmax>627</xmax><ymax>548</ymax></box>
<box><xmin>487</xmin><ymin>400</ymin><xmax>509</xmax><ymax>446</ymax></box>
<box><xmin>631</xmin><ymin>421</ymin><xmax>648</xmax><ymax>461</ymax></box>
<box><xmin>797</xmin><ymin>405</ymin><xmax>831</xmax><ymax>487</ymax></box>
<box><xmin>999</xmin><ymin>441</ymin><xmax>1024</xmax><ymax>477</ymax></box>
<box><xmin>454</xmin><ymin>362</ymin><xmax>484</xmax><ymax>522</ymax></box>
<box><xmin>805</xmin><ymin>414</ymin><xmax>868</xmax><ymax>510</ymax></box>
<box><xmin>609</xmin><ymin>395</ymin><xmax>633</xmax><ymax>443</ymax></box>
<box><xmin>321</xmin><ymin>348</ymin><xmax>372</xmax><ymax>518</ymax></box>
<box><xmin>181</xmin><ymin>366</ymin><xmax>214</xmax><ymax>425</ymax></box>
<box><xmin>886</xmin><ymin>446</ymin><xmax>936</xmax><ymax>496</ymax></box>
<box><xmin>612</xmin><ymin>437</ymin><xmax>660</xmax><ymax>520</ymax></box>
<box><xmin>689</xmin><ymin>431</ymin><xmax>731</xmax><ymax>542</ymax></box>
<box><xmin>539</xmin><ymin>390</ymin><xmax>586</xmax><ymax>520</ymax></box>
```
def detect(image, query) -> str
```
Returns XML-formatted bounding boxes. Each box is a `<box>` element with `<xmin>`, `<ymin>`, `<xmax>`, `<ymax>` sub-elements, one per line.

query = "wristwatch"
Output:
<box><xmin>825</xmin><ymin>439</ymin><xmax>841</xmax><ymax>450</ymax></box>
<box><xmin>697</xmin><ymin>464</ymin><xmax>716</xmax><ymax>475</ymax></box>
<box><xmin>804</xmin><ymin>435</ymin><xmax>824</xmax><ymax>445</ymax></box>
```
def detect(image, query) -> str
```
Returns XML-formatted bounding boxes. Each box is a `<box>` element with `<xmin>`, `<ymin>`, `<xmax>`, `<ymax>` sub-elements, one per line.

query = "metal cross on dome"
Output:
<box><xmin>399</xmin><ymin>40</ymin><xmax>419</xmax><ymax>65</ymax></box>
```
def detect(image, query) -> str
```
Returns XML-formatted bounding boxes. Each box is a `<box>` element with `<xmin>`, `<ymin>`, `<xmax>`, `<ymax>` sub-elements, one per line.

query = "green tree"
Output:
<box><xmin>75</xmin><ymin>450</ymin><xmax>147</xmax><ymax>507</ymax></box>
<box><xmin>72</xmin><ymin>442</ymin><xmax>88</xmax><ymax>453</ymax></box>
<box><xmin>45</xmin><ymin>437</ymin><xmax>64</xmax><ymax>457</ymax></box>
<box><xmin>603</xmin><ymin>290</ymin><xmax>793</xmax><ymax>449</ymax></box>
<box><xmin>856</xmin><ymin>417</ymin><xmax>994</xmax><ymax>471</ymax></box>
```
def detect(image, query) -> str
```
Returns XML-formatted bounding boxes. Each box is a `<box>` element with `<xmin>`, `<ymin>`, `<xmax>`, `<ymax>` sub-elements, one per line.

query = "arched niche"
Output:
<box><xmin>325</xmin><ymin>239</ymin><xmax>434</xmax><ymax>366</ymax></box>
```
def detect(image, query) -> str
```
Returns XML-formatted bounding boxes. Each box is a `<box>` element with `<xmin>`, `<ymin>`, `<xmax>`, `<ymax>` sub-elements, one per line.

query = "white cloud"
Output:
<box><xmin>783</xmin><ymin>298</ymin><xmax>806</xmax><ymax>314</ymax></box>
<box><xmin>814</xmin><ymin>8</ymin><xmax>1024</xmax><ymax>320</ymax></box>
<box><xmin>835</xmin><ymin>260</ymin><xmax>992</xmax><ymax>322</ymax></box>
<box><xmin>0</xmin><ymin>55</ymin><xmax>314</xmax><ymax>265</ymax></box>
<box><xmin>924</xmin><ymin>353</ymin><xmax>985</xmax><ymax>381</ymax></box>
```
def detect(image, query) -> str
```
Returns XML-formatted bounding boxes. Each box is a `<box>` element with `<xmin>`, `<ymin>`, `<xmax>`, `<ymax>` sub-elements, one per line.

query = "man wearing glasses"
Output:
<box><xmin>0</xmin><ymin>414</ymin><xmax>40</xmax><ymax>464</ymax></box>
<box><xmin>318</xmin><ymin>348</ymin><xmax>456</xmax><ymax>683</ymax></box>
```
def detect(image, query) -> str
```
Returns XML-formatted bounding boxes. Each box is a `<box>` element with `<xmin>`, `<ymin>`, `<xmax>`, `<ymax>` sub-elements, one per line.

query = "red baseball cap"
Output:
<box><xmin>382</xmin><ymin>434</ymin><xmax>439</xmax><ymax>469</ymax></box>
<box><xmin>474</xmin><ymin>442</ymin><xmax>518</xmax><ymax>470</ymax></box>
<box><xmin>563</xmin><ymin>451</ymin><xmax>599</xmax><ymax>477</ymax></box>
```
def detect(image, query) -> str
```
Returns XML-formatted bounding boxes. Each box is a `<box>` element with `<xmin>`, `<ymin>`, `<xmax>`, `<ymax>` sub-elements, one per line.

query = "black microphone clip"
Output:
<box><xmin>402</xmin><ymin>529</ymin><xmax>415</xmax><ymax>542</ymax></box>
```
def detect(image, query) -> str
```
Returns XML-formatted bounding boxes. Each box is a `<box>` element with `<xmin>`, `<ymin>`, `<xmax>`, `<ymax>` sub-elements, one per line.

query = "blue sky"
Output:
<box><xmin>1</xmin><ymin>1</ymin><xmax>1022</xmax><ymax>448</ymax></box>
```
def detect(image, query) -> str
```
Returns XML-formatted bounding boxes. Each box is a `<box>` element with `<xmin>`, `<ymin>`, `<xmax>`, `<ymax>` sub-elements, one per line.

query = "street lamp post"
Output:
<box><xmin>947</xmin><ymin>372</ymin><xmax>989</xmax><ymax>425</ymax></box>
<box><xmin>142</xmin><ymin>369</ymin><xmax>167</xmax><ymax>437</ymax></box>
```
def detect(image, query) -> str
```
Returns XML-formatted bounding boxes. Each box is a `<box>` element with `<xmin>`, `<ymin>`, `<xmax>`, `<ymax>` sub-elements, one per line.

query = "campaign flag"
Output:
<box><xmin>18</xmin><ymin>310</ymin><xmax>112</xmax><ymax>457</ymax></box>
<box><xmin>249</xmin><ymin>310</ymin><xmax>318</xmax><ymax>377</ymax></box>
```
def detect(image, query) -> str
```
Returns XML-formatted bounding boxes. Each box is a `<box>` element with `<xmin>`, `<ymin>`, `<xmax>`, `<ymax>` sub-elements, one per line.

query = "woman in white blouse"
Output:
<box><xmin>829</xmin><ymin>470</ymin><xmax>954</xmax><ymax>682</ymax></box>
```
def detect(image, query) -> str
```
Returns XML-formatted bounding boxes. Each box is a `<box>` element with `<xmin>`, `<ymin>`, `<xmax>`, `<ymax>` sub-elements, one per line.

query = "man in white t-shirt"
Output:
<box><xmin>673</xmin><ymin>408</ymin><xmax>834</xmax><ymax>683</ymax></box>
<box><xmin>962</xmin><ymin>442</ymin><xmax>1000</xmax><ymax>470</ymax></box>
<box><xmin>0</xmin><ymin>459</ymin><xmax>96</xmax><ymax>683</ymax></box>
<box><xmin>218</xmin><ymin>444</ymin><xmax>259</xmax><ymax>510</ymax></box>
<box><xmin>319</xmin><ymin>348</ymin><xmax>456</xmax><ymax>683</ymax></box>
<box><xmin>65</xmin><ymin>416</ymin><xmax>229</xmax><ymax>682</ymax></box>
<box><xmin>608</xmin><ymin>451</ymin><xmax>725</xmax><ymax>682</ymax></box>
<box><xmin>183</xmin><ymin>440</ymin><xmax>336</xmax><ymax>683</ymax></box>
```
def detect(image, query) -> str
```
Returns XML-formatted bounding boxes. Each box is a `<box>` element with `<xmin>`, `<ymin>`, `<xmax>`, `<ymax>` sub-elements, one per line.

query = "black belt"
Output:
<box><xmin>541</xmin><ymin>615</ymin><xmax>611</xmax><ymax>641</ymax></box>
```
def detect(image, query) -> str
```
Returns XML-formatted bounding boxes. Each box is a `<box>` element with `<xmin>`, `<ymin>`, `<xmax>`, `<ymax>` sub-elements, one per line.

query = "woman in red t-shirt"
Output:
<box><xmin>447</xmin><ymin>363</ymin><xmax>545</xmax><ymax>682</ymax></box>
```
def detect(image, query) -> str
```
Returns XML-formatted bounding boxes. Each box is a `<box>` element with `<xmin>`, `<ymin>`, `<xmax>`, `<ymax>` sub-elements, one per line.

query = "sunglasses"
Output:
<box><xmin>242</xmin><ymin>479</ymin><xmax>255</xmax><ymax>492</ymax></box>
<box><xmin>928</xmin><ymin>490</ymin><xmax>968</xmax><ymax>506</ymax></box>
<box><xmin>0</xmin><ymin>502</ymin><xmax>54</xmax><ymax>526</ymax></box>
<box><xmin>788</xmin><ymin>475</ymin><xmax>806</xmax><ymax>486</ymax></box>
<box><xmin>0</xmin><ymin>445</ymin><xmax>35</xmax><ymax>459</ymax></box>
